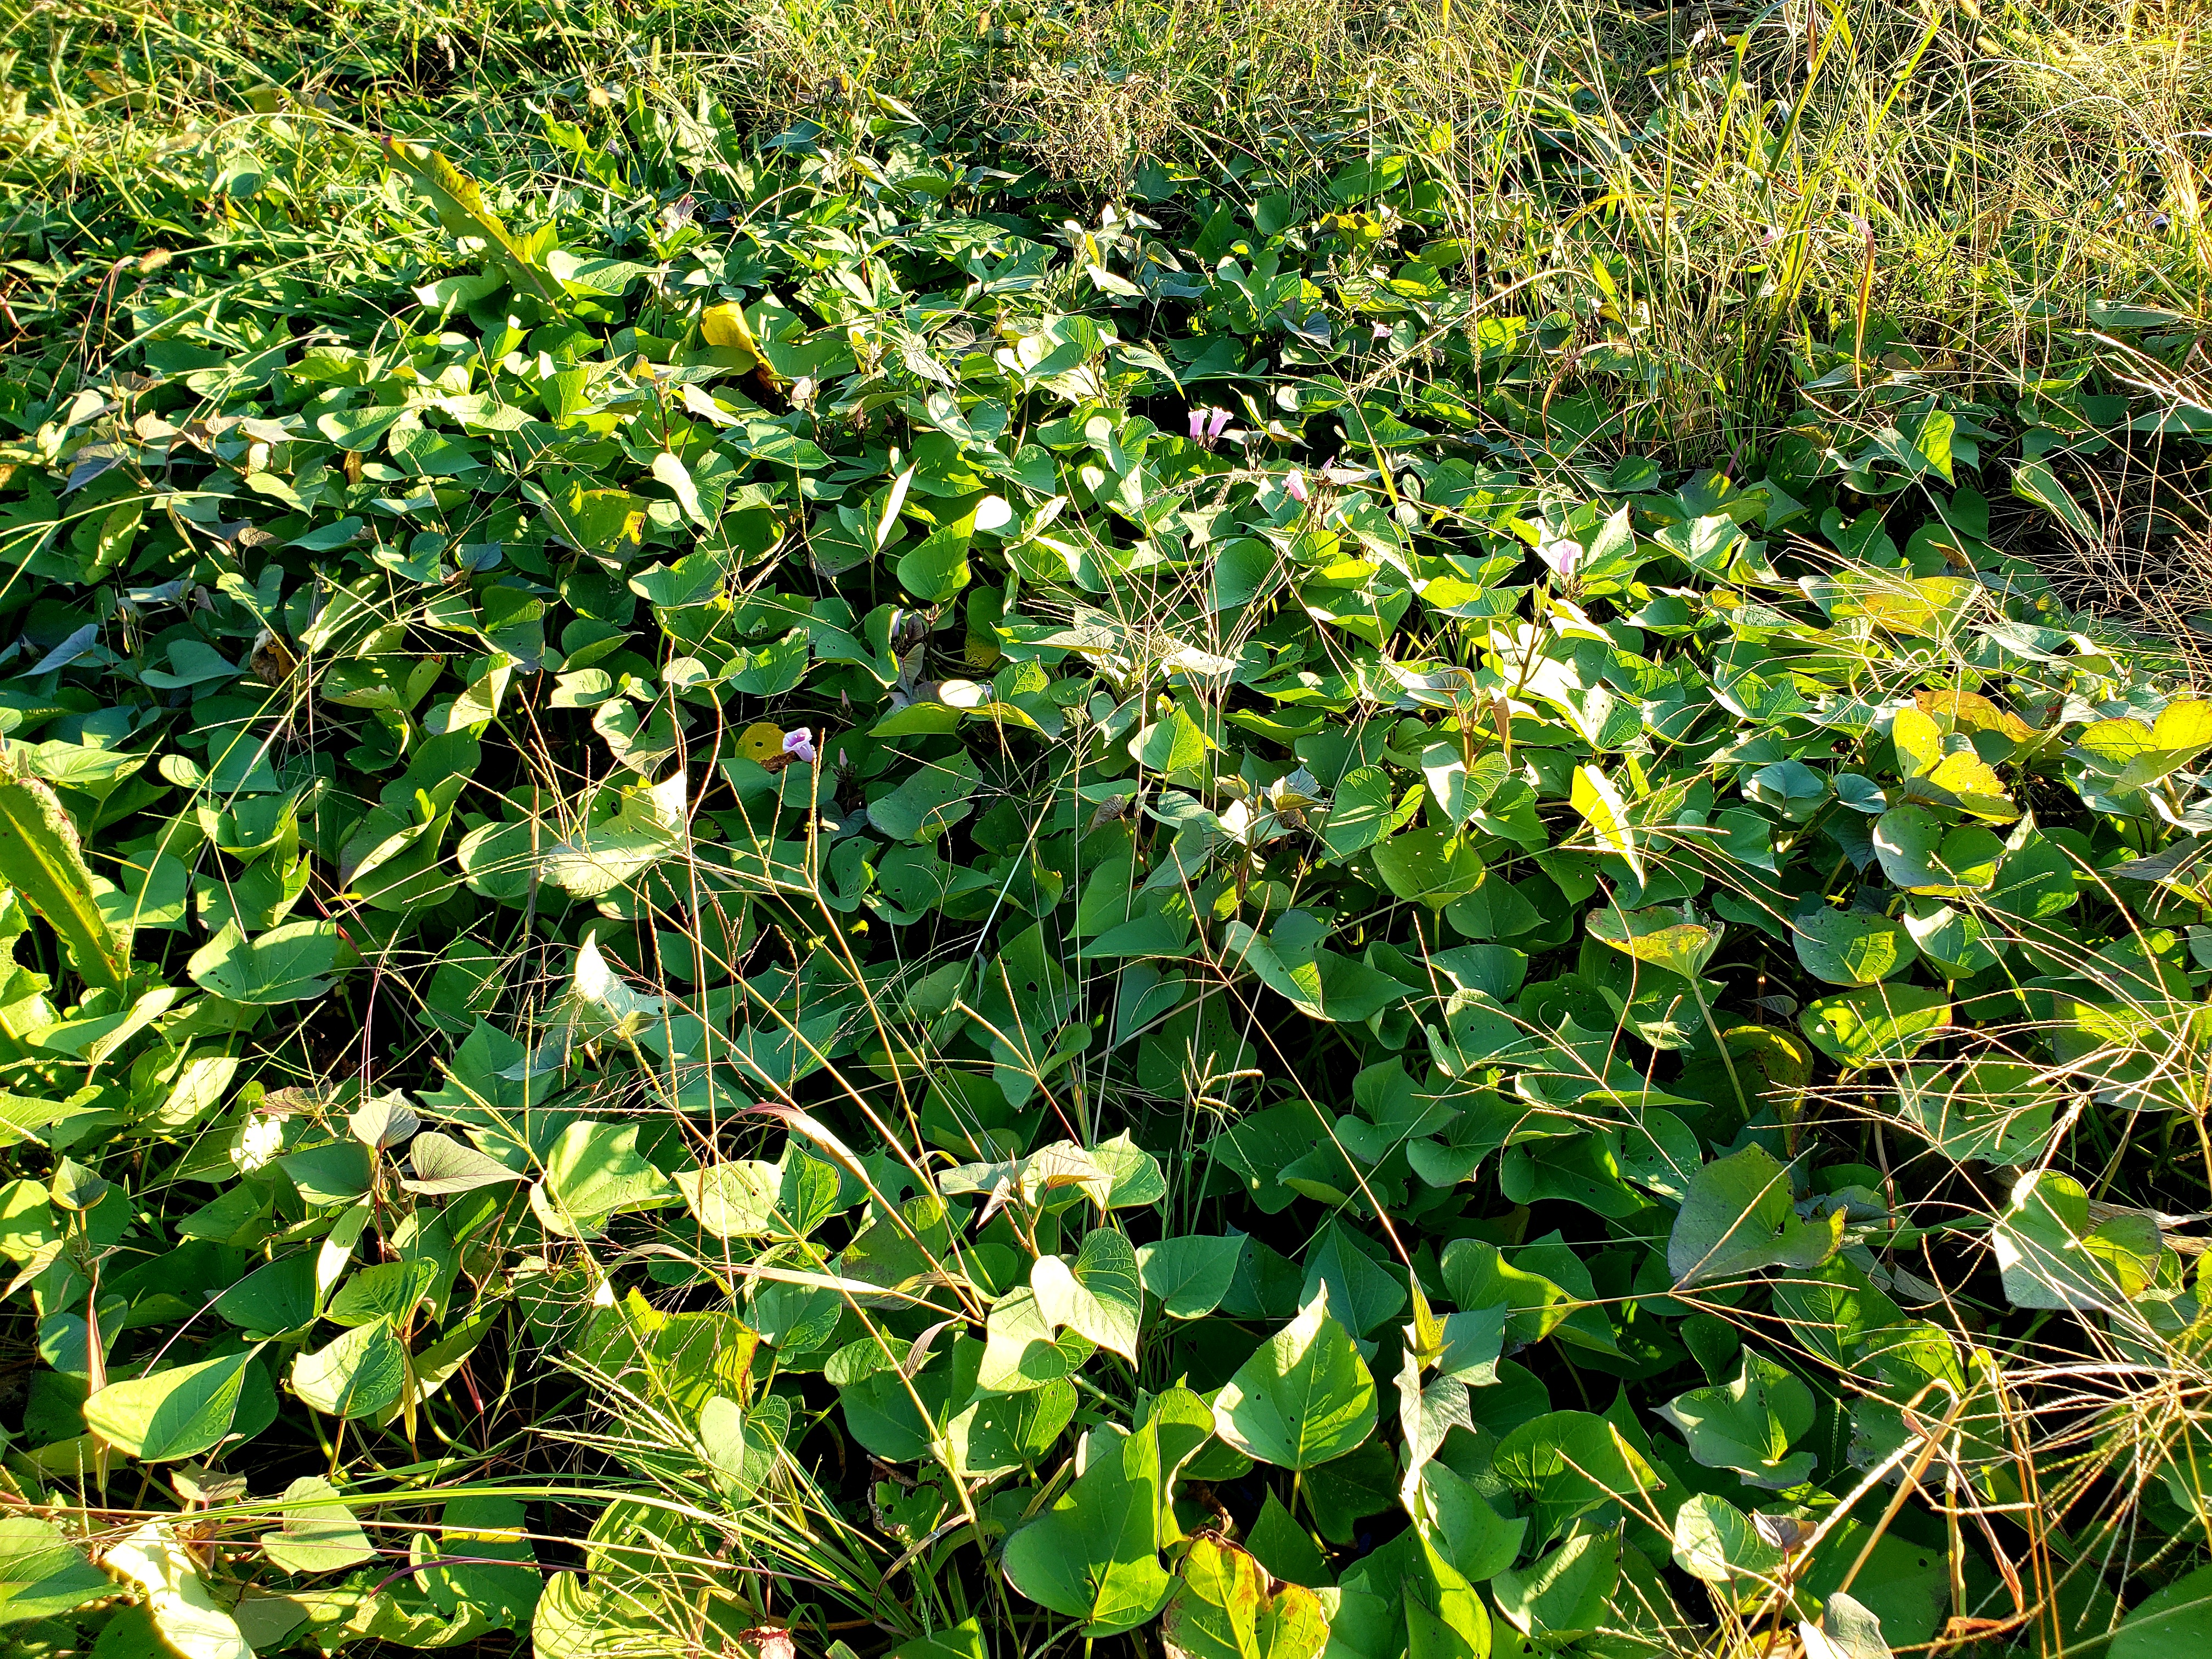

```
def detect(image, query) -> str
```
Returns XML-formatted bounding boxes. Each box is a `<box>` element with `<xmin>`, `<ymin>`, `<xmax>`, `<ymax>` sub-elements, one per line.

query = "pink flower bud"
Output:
<box><xmin>1188</xmin><ymin>409</ymin><xmax>1206</xmax><ymax>439</ymax></box>
<box><xmin>1207</xmin><ymin>405</ymin><xmax>1231</xmax><ymax>439</ymax></box>
<box><xmin>782</xmin><ymin>727</ymin><xmax>817</xmax><ymax>764</ymax></box>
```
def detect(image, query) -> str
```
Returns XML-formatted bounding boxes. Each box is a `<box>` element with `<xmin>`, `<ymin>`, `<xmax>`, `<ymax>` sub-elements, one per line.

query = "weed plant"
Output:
<box><xmin>4</xmin><ymin>3</ymin><xmax>2212</xmax><ymax>1659</ymax></box>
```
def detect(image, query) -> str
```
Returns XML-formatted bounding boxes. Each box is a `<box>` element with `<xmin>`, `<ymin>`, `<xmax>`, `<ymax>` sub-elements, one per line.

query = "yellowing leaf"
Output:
<box><xmin>699</xmin><ymin>301</ymin><xmax>763</xmax><ymax>356</ymax></box>
<box><xmin>735</xmin><ymin>723</ymin><xmax>788</xmax><ymax>763</ymax></box>
<box><xmin>107</xmin><ymin>1522</ymin><xmax>252</xmax><ymax>1659</ymax></box>
<box><xmin>1571</xmin><ymin>764</ymin><xmax>1642</xmax><ymax>883</ymax></box>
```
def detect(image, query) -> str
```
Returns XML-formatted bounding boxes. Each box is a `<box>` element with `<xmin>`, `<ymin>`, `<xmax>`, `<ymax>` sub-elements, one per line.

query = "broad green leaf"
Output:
<box><xmin>1130</xmin><ymin>706</ymin><xmax>1215</xmax><ymax>787</ymax></box>
<box><xmin>540</xmin><ymin>772</ymin><xmax>687</xmax><ymax>898</ymax></box>
<box><xmin>1319</xmin><ymin>766</ymin><xmax>1402</xmax><ymax>858</ymax></box>
<box><xmin>1586</xmin><ymin>904</ymin><xmax>1720</xmax><ymax>978</ymax></box>
<box><xmin>259</xmin><ymin>1475</ymin><xmax>375</xmax><ymax>1575</ymax></box>
<box><xmin>291</xmin><ymin>1318</ymin><xmax>410</xmax><ymax>1419</ymax></box>
<box><xmin>1492</xmin><ymin>1528</ymin><xmax>1620</xmax><ymax>1641</ymax></box>
<box><xmin>1032</xmin><ymin>1227</ymin><xmax>1142</xmax><ymax>1362</ymax></box>
<box><xmin>402</xmin><ymin>1132</ymin><xmax>526</xmax><ymax>1194</ymax></box>
<box><xmin>1087</xmin><ymin>1131</ymin><xmax>1169</xmax><ymax>1207</ymax></box>
<box><xmin>84</xmin><ymin>1348</ymin><xmax>257</xmax><ymax>1462</ymax></box>
<box><xmin>0</xmin><ymin>753</ymin><xmax>127</xmax><ymax>989</ymax></box>
<box><xmin>896</xmin><ymin>526</ymin><xmax>972</xmax><ymax>603</ymax></box>
<box><xmin>1439</xmin><ymin>1238</ymin><xmax>1570</xmax><ymax>1345</ymax></box>
<box><xmin>698</xmin><ymin>1392</ymin><xmax>789</xmax><ymax>1499</ymax></box>
<box><xmin>869</xmin><ymin>749</ymin><xmax>983</xmax><ymax>842</ymax></box>
<box><xmin>1993</xmin><ymin>1169</ymin><xmax>2162</xmax><ymax>1311</ymax></box>
<box><xmin>535</xmin><ymin>1120</ymin><xmax>679</xmax><ymax>1239</ymax></box>
<box><xmin>1905</xmin><ymin>749</ymin><xmax>2016</xmax><ymax>821</ymax></box>
<box><xmin>1373</xmin><ymin>827</ymin><xmax>1487</xmax><ymax>907</ymax></box>
<box><xmin>1397</xmin><ymin>1347</ymin><xmax>1472</xmax><ymax>1477</ymax></box>
<box><xmin>1300</xmin><ymin>1221</ymin><xmax>1407</xmax><ymax>1337</ymax></box>
<box><xmin>1791</xmin><ymin>904</ymin><xmax>1916</xmax><ymax>985</ymax></box>
<box><xmin>1799</xmin><ymin>982</ymin><xmax>1950</xmax><ymax>1067</ymax></box>
<box><xmin>0</xmin><ymin>1515</ymin><xmax>109</xmax><ymax>1625</ymax></box>
<box><xmin>1893</xmin><ymin>1059</ymin><xmax>2056</xmax><ymax>1165</ymax></box>
<box><xmin>1670</xmin><ymin>1493</ymin><xmax>1783</xmax><ymax>1609</ymax></box>
<box><xmin>1001</xmin><ymin>1424</ymin><xmax>1173</xmax><ymax>1635</ymax></box>
<box><xmin>1655</xmin><ymin>1353</ymin><xmax>1816</xmax><ymax>1488</ymax></box>
<box><xmin>1138</xmin><ymin>1234</ymin><xmax>1244</xmax><ymax>1319</ymax></box>
<box><xmin>532</xmin><ymin>1568</ymin><xmax>664</xmax><ymax>1658</ymax></box>
<box><xmin>1160</xmin><ymin>1532</ymin><xmax>1330</xmax><ymax>1659</ymax></box>
<box><xmin>947</xmin><ymin>1376</ymin><xmax>1076</xmax><ymax>1479</ymax></box>
<box><xmin>979</xmin><ymin>1287</ymin><xmax>1091</xmax><ymax>1391</ymax></box>
<box><xmin>538</xmin><ymin>484</ymin><xmax>647</xmax><ymax>561</ymax></box>
<box><xmin>674</xmin><ymin>1159</ymin><xmax>783</xmax><ymax>1238</ymax></box>
<box><xmin>1745</xmin><ymin>759</ymin><xmax>1830</xmax><ymax>821</ymax></box>
<box><xmin>382</xmin><ymin>139</ymin><xmax>559</xmax><ymax>301</ymax></box>
<box><xmin>1668</xmin><ymin>1145</ymin><xmax>1843</xmax><ymax>1288</ymax></box>
<box><xmin>1871</xmin><ymin>806</ymin><xmax>2004</xmax><ymax>896</ymax></box>
<box><xmin>427</xmin><ymin>1493</ymin><xmax>541</xmax><ymax>1623</ymax></box>
<box><xmin>1224</xmin><ymin>911</ymin><xmax>1416</xmax><ymax>1023</ymax></box>
<box><xmin>2112</xmin><ymin>1564</ymin><xmax>2212</xmax><ymax>1659</ymax></box>
<box><xmin>187</xmin><ymin>919</ymin><xmax>347</xmax><ymax>1003</ymax></box>
<box><xmin>1900</xmin><ymin>899</ymin><xmax>2004</xmax><ymax>978</ymax></box>
<box><xmin>1801</xmin><ymin>1592</ymin><xmax>1893</xmax><ymax>1659</ymax></box>
<box><xmin>1214</xmin><ymin>1288</ymin><xmax>1378</xmax><ymax>1470</ymax></box>
<box><xmin>1416</xmin><ymin>1463</ymin><xmax>1526</xmax><ymax>1584</ymax></box>
<box><xmin>213</xmin><ymin>1255</ymin><xmax>318</xmax><ymax>1334</ymax></box>
<box><xmin>1247</xmin><ymin>1492</ymin><xmax>1330</xmax><ymax>1589</ymax></box>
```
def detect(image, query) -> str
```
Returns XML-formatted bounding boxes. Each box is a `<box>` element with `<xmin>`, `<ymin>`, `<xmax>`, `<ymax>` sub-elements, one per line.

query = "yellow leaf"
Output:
<box><xmin>700</xmin><ymin>302</ymin><xmax>762</xmax><ymax>358</ymax></box>
<box><xmin>735</xmin><ymin>723</ymin><xmax>786</xmax><ymax>764</ymax></box>
<box><xmin>1571</xmin><ymin>764</ymin><xmax>1643</xmax><ymax>883</ymax></box>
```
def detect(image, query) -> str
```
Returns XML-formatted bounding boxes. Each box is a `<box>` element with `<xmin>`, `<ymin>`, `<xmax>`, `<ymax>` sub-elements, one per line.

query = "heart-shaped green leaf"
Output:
<box><xmin>1213</xmin><ymin>1288</ymin><xmax>1378</xmax><ymax>1470</ymax></box>
<box><xmin>1032</xmin><ymin>1227</ymin><xmax>1142</xmax><ymax>1362</ymax></box>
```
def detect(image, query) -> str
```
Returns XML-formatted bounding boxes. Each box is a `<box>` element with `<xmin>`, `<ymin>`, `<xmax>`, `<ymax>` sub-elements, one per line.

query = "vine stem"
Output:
<box><xmin>1686</xmin><ymin>973</ymin><xmax>1749</xmax><ymax>1120</ymax></box>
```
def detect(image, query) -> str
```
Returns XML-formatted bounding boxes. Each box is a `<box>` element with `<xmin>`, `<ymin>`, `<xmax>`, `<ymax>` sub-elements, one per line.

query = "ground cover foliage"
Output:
<box><xmin>9</xmin><ymin>2</ymin><xmax>2212</xmax><ymax>1658</ymax></box>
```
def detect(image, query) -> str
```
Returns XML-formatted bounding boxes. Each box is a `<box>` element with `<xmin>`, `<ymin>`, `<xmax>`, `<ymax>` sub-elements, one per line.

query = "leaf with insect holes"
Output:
<box><xmin>1656</xmin><ymin>1353</ymin><xmax>1818</xmax><ymax>1488</ymax></box>
<box><xmin>1213</xmin><ymin>1288</ymin><xmax>1378</xmax><ymax>1470</ymax></box>
<box><xmin>1791</xmin><ymin>904</ymin><xmax>1916</xmax><ymax>985</ymax></box>
<box><xmin>1799</xmin><ymin>983</ymin><xmax>1950</xmax><ymax>1068</ymax></box>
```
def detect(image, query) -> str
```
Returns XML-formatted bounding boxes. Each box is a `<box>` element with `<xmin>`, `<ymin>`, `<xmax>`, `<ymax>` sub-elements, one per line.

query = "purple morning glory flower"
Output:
<box><xmin>1207</xmin><ymin>405</ymin><xmax>1231</xmax><ymax>439</ymax></box>
<box><xmin>1284</xmin><ymin>471</ymin><xmax>1308</xmax><ymax>504</ymax></box>
<box><xmin>1189</xmin><ymin>408</ymin><xmax>1207</xmax><ymax>439</ymax></box>
<box><xmin>783</xmin><ymin>727</ymin><xmax>817</xmax><ymax>764</ymax></box>
<box><xmin>1372</xmin><ymin>321</ymin><xmax>1392</xmax><ymax>341</ymax></box>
